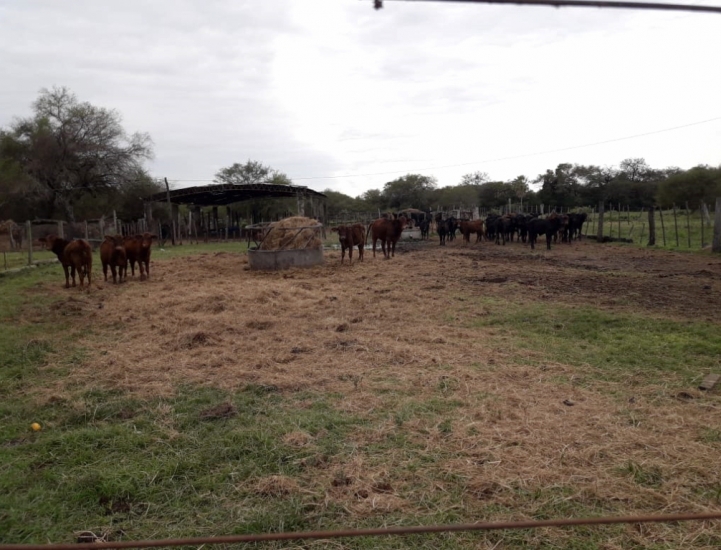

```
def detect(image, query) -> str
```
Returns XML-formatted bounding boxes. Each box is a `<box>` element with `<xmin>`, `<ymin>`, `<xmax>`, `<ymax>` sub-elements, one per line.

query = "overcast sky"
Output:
<box><xmin>1</xmin><ymin>0</ymin><xmax>720</xmax><ymax>196</ymax></box>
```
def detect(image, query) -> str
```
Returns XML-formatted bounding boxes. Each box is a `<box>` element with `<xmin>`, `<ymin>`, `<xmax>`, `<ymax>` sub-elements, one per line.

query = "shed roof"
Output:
<box><xmin>145</xmin><ymin>183</ymin><xmax>326</xmax><ymax>206</ymax></box>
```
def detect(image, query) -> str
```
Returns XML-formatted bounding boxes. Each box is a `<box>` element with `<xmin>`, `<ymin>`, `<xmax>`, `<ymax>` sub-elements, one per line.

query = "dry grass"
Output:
<box><xmin>260</xmin><ymin>216</ymin><xmax>322</xmax><ymax>250</ymax></box>
<box><xmin>30</xmin><ymin>241</ymin><xmax>721</xmax><ymax>547</ymax></box>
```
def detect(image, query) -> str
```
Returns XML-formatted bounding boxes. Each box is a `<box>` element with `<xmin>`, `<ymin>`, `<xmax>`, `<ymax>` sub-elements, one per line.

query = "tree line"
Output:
<box><xmin>323</xmin><ymin>160</ymin><xmax>721</xmax><ymax>220</ymax></box>
<box><xmin>2</xmin><ymin>87</ymin><xmax>719</xmax><ymax>225</ymax></box>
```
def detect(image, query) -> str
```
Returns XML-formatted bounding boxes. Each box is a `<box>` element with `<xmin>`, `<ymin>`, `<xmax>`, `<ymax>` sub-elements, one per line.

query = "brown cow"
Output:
<box><xmin>100</xmin><ymin>235</ymin><xmax>127</xmax><ymax>284</ymax></box>
<box><xmin>458</xmin><ymin>219</ymin><xmax>485</xmax><ymax>244</ymax></box>
<box><xmin>331</xmin><ymin>223</ymin><xmax>366</xmax><ymax>265</ymax></box>
<box><xmin>367</xmin><ymin>215</ymin><xmax>407</xmax><ymax>259</ymax></box>
<box><xmin>39</xmin><ymin>234</ymin><xmax>93</xmax><ymax>288</ymax></box>
<box><xmin>123</xmin><ymin>232</ymin><xmax>156</xmax><ymax>280</ymax></box>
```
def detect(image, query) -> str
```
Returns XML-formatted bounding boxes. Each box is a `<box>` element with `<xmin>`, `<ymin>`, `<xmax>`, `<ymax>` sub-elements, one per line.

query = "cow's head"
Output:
<box><xmin>39</xmin><ymin>234</ymin><xmax>67</xmax><ymax>256</ymax></box>
<box><xmin>334</xmin><ymin>225</ymin><xmax>351</xmax><ymax>243</ymax></box>
<box><xmin>141</xmin><ymin>232</ymin><xmax>156</xmax><ymax>250</ymax></box>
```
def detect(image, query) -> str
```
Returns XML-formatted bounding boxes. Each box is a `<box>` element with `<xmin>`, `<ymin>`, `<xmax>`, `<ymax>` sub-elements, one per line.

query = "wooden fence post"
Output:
<box><xmin>713</xmin><ymin>197</ymin><xmax>721</xmax><ymax>253</ymax></box>
<box><xmin>596</xmin><ymin>201</ymin><xmax>604</xmax><ymax>242</ymax></box>
<box><xmin>113</xmin><ymin>209</ymin><xmax>118</xmax><ymax>235</ymax></box>
<box><xmin>26</xmin><ymin>220</ymin><xmax>33</xmax><ymax>265</ymax></box>
<box><xmin>647</xmin><ymin>207</ymin><xmax>656</xmax><ymax>246</ymax></box>
<box><xmin>659</xmin><ymin>208</ymin><xmax>666</xmax><ymax>247</ymax></box>
<box><xmin>100</xmin><ymin>215</ymin><xmax>105</xmax><ymax>239</ymax></box>
<box><xmin>672</xmin><ymin>204</ymin><xmax>679</xmax><ymax>247</ymax></box>
<box><xmin>84</xmin><ymin>221</ymin><xmax>89</xmax><ymax>240</ymax></box>
<box><xmin>617</xmin><ymin>203</ymin><xmax>621</xmax><ymax>239</ymax></box>
<box><xmin>685</xmin><ymin>202</ymin><xmax>691</xmax><ymax>248</ymax></box>
<box><xmin>58</xmin><ymin>220</ymin><xmax>64</xmax><ymax>239</ymax></box>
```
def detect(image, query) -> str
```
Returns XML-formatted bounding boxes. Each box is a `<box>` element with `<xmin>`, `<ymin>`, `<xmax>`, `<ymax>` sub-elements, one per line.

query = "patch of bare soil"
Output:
<box><xmin>34</xmin><ymin>242</ymin><xmax>721</xmax><ymax>547</ymax></box>
<box><xmin>450</xmin><ymin>240</ymin><xmax>721</xmax><ymax>321</ymax></box>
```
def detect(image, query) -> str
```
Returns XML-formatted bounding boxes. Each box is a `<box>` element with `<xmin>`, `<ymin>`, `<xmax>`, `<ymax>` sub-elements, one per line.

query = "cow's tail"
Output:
<box><xmin>82</xmin><ymin>246</ymin><xmax>92</xmax><ymax>283</ymax></box>
<box><xmin>366</xmin><ymin>223</ymin><xmax>372</xmax><ymax>243</ymax></box>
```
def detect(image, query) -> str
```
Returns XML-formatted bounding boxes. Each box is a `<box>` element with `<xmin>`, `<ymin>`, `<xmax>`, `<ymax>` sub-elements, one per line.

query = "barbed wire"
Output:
<box><xmin>373</xmin><ymin>0</ymin><xmax>721</xmax><ymax>15</ymax></box>
<box><xmin>1</xmin><ymin>511</ymin><xmax>720</xmax><ymax>550</ymax></box>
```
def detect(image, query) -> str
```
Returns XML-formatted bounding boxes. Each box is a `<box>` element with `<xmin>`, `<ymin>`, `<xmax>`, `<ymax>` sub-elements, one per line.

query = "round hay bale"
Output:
<box><xmin>259</xmin><ymin>216</ymin><xmax>322</xmax><ymax>251</ymax></box>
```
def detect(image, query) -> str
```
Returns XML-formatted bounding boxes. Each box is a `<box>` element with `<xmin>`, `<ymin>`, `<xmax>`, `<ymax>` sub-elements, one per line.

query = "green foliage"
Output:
<box><xmin>214</xmin><ymin>159</ymin><xmax>290</xmax><ymax>187</ymax></box>
<box><xmin>657</xmin><ymin>165</ymin><xmax>721</xmax><ymax>207</ymax></box>
<box><xmin>382</xmin><ymin>174</ymin><xmax>437</xmax><ymax>210</ymax></box>
<box><xmin>0</xmin><ymin>87</ymin><xmax>153</xmax><ymax>221</ymax></box>
<box><xmin>212</xmin><ymin>160</ymin><xmax>297</xmax><ymax>223</ymax></box>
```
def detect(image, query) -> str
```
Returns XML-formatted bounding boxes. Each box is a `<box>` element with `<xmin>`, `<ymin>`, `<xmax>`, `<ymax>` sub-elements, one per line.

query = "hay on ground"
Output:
<box><xmin>259</xmin><ymin>216</ymin><xmax>322</xmax><ymax>250</ymax></box>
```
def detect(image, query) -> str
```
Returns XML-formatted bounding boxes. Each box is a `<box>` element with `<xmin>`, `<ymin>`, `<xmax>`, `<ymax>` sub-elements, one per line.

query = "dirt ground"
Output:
<box><xmin>32</xmin><ymin>238</ymin><xmax>721</xmax><ymax>547</ymax></box>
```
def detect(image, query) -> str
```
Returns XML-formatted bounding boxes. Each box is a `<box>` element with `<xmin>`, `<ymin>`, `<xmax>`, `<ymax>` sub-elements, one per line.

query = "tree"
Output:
<box><xmin>507</xmin><ymin>175</ymin><xmax>529</xmax><ymax>201</ymax></box>
<box><xmin>460</xmin><ymin>171</ymin><xmax>489</xmax><ymax>186</ymax></box>
<box><xmin>619</xmin><ymin>158</ymin><xmax>651</xmax><ymax>183</ymax></box>
<box><xmin>0</xmin><ymin>87</ymin><xmax>153</xmax><ymax>220</ymax></box>
<box><xmin>478</xmin><ymin>181</ymin><xmax>514</xmax><ymax>208</ymax></box>
<box><xmin>214</xmin><ymin>159</ymin><xmax>292</xmax><ymax>186</ymax></box>
<box><xmin>323</xmin><ymin>189</ymin><xmax>366</xmax><ymax>218</ymax></box>
<box><xmin>381</xmin><ymin>174</ymin><xmax>437</xmax><ymax>210</ymax></box>
<box><xmin>657</xmin><ymin>165</ymin><xmax>721</xmax><ymax>207</ymax></box>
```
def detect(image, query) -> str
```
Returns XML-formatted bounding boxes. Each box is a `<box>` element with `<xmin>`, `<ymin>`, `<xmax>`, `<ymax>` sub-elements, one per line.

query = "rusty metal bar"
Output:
<box><xmin>2</xmin><ymin>511</ymin><xmax>720</xmax><ymax>550</ymax></box>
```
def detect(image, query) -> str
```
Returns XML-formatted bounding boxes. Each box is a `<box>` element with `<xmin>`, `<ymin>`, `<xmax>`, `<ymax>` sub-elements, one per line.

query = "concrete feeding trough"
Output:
<box><xmin>246</xmin><ymin>218</ymin><xmax>325</xmax><ymax>271</ymax></box>
<box><xmin>400</xmin><ymin>227</ymin><xmax>422</xmax><ymax>240</ymax></box>
<box><xmin>248</xmin><ymin>247</ymin><xmax>324</xmax><ymax>271</ymax></box>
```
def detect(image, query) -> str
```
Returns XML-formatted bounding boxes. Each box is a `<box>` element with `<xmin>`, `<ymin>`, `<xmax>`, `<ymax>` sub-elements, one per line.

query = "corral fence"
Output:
<box><xmin>582</xmin><ymin>199</ymin><xmax>721</xmax><ymax>251</ymax></box>
<box><xmin>1</xmin><ymin>217</ymin><xmax>116</xmax><ymax>273</ymax></box>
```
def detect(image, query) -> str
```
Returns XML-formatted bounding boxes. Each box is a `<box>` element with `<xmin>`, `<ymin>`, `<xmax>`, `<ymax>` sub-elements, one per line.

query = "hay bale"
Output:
<box><xmin>259</xmin><ymin>216</ymin><xmax>322</xmax><ymax>250</ymax></box>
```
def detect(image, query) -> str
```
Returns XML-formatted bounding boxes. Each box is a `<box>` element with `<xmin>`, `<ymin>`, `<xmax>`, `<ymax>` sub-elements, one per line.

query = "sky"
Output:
<box><xmin>1</xmin><ymin>0</ymin><xmax>720</xmax><ymax>197</ymax></box>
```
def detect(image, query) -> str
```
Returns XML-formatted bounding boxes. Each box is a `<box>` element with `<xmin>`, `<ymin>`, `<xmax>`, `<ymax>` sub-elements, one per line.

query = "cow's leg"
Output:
<box><xmin>70</xmin><ymin>265</ymin><xmax>77</xmax><ymax>287</ymax></box>
<box><xmin>546</xmin><ymin>232</ymin><xmax>552</xmax><ymax>250</ymax></box>
<box><xmin>348</xmin><ymin>245</ymin><xmax>353</xmax><ymax>265</ymax></box>
<box><xmin>103</xmin><ymin>263</ymin><xmax>108</xmax><ymax>281</ymax></box>
<box><xmin>340</xmin><ymin>244</ymin><xmax>346</xmax><ymax>264</ymax></box>
<box><xmin>372</xmin><ymin>238</ymin><xmax>377</xmax><ymax>258</ymax></box>
<box><xmin>145</xmin><ymin>260</ymin><xmax>149</xmax><ymax>278</ymax></box>
<box><xmin>111</xmin><ymin>265</ymin><xmax>117</xmax><ymax>284</ymax></box>
<box><xmin>62</xmin><ymin>264</ymin><xmax>70</xmax><ymax>288</ymax></box>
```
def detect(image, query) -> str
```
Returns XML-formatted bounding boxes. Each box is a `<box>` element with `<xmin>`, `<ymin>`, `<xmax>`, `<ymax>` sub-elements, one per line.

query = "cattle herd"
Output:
<box><xmin>38</xmin><ymin>233</ymin><xmax>156</xmax><ymax>288</ymax></box>
<box><xmin>38</xmin><ymin>211</ymin><xmax>588</xmax><ymax>286</ymax></box>
<box><xmin>331</xmin><ymin>211</ymin><xmax>588</xmax><ymax>265</ymax></box>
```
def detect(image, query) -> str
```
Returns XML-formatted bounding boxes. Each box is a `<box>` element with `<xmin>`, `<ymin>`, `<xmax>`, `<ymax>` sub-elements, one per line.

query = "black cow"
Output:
<box><xmin>419</xmin><ymin>219</ymin><xmax>430</xmax><ymax>240</ymax></box>
<box><xmin>528</xmin><ymin>213</ymin><xmax>564</xmax><ymax>250</ymax></box>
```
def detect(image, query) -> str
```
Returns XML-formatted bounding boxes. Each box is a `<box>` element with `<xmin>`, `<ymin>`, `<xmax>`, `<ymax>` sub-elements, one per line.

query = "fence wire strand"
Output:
<box><xmin>376</xmin><ymin>0</ymin><xmax>721</xmax><ymax>15</ymax></box>
<box><xmin>2</xmin><ymin>511</ymin><xmax>720</xmax><ymax>550</ymax></box>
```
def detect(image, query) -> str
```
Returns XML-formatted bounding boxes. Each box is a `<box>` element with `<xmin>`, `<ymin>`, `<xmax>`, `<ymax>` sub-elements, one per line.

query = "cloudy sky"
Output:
<box><xmin>1</xmin><ymin>0</ymin><xmax>720</xmax><ymax>196</ymax></box>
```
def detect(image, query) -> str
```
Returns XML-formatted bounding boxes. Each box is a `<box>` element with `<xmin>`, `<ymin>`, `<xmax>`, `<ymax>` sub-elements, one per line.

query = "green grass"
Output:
<box><xmin>471</xmin><ymin>298</ymin><xmax>721</xmax><ymax>386</ymax></box>
<box><xmin>586</xmin><ymin>208</ymin><xmax>714</xmax><ymax>251</ymax></box>
<box><xmin>0</xmin><ymin>249</ymin><xmax>57</xmax><ymax>271</ymax></box>
<box><xmin>2</xmin><ymin>247</ymin><xmax>720</xmax><ymax>548</ymax></box>
<box><xmin>1</xmin><ymin>383</ymin><xmax>362</xmax><ymax>543</ymax></box>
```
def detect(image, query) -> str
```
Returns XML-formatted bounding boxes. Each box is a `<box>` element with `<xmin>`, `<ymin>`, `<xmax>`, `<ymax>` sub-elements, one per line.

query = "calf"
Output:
<box><xmin>494</xmin><ymin>215</ymin><xmax>514</xmax><ymax>245</ymax></box>
<box><xmin>445</xmin><ymin>217</ymin><xmax>458</xmax><ymax>241</ymax></box>
<box><xmin>332</xmin><ymin>224</ymin><xmax>366</xmax><ymax>264</ymax></box>
<box><xmin>419</xmin><ymin>219</ymin><xmax>430</xmax><ymax>240</ymax></box>
<box><xmin>123</xmin><ymin>232</ymin><xmax>156</xmax><ymax>280</ymax></box>
<box><xmin>40</xmin><ymin>234</ymin><xmax>93</xmax><ymax>288</ymax></box>
<box><xmin>437</xmin><ymin>220</ymin><xmax>448</xmax><ymax>246</ymax></box>
<box><xmin>100</xmin><ymin>235</ymin><xmax>128</xmax><ymax>284</ymax></box>
<box><xmin>367</xmin><ymin>215</ymin><xmax>407</xmax><ymax>258</ymax></box>
<box><xmin>458</xmin><ymin>219</ymin><xmax>485</xmax><ymax>243</ymax></box>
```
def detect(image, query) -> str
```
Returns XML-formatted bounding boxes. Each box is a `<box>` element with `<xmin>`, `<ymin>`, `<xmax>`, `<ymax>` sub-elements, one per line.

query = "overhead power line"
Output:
<box><xmin>168</xmin><ymin>115</ymin><xmax>721</xmax><ymax>183</ymax></box>
<box><xmin>1</xmin><ymin>511</ymin><xmax>720</xmax><ymax>550</ymax></box>
<box><xmin>373</xmin><ymin>0</ymin><xmax>721</xmax><ymax>15</ymax></box>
